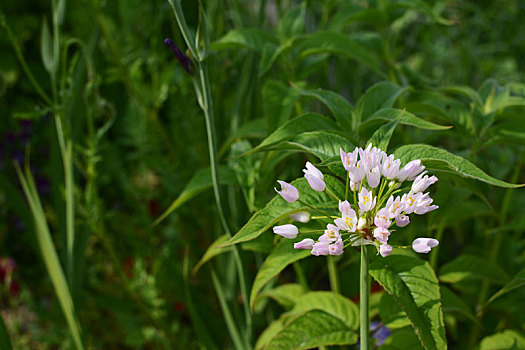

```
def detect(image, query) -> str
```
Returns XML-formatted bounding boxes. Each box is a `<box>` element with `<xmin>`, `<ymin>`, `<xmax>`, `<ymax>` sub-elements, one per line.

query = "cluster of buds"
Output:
<box><xmin>273</xmin><ymin>144</ymin><xmax>439</xmax><ymax>257</ymax></box>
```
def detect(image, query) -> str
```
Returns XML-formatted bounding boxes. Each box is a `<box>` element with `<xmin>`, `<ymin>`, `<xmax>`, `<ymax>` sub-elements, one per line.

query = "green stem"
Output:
<box><xmin>360</xmin><ymin>245</ymin><xmax>370</xmax><ymax>350</ymax></box>
<box><xmin>326</xmin><ymin>187</ymin><xmax>340</xmax><ymax>202</ymax></box>
<box><xmin>293</xmin><ymin>262</ymin><xmax>309</xmax><ymax>291</ymax></box>
<box><xmin>298</xmin><ymin>199</ymin><xmax>334</xmax><ymax>219</ymax></box>
<box><xmin>327</xmin><ymin>256</ymin><xmax>340</xmax><ymax>294</ymax></box>
<box><xmin>345</xmin><ymin>173</ymin><xmax>349</xmax><ymax>201</ymax></box>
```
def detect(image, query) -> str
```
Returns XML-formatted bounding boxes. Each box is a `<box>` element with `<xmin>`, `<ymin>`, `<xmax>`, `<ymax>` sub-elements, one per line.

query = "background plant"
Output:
<box><xmin>0</xmin><ymin>0</ymin><xmax>524</xmax><ymax>349</ymax></box>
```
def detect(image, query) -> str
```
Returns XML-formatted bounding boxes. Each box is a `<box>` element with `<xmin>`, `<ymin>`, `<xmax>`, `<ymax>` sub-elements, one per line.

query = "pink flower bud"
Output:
<box><xmin>412</xmin><ymin>238</ymin><xmax>439</xmax><ymax>254</ymax></box>
<box><xmin>329</xmin><ymin>239</ymin><xmax>344</xmax><ymax>255</ymax></box>
<box><xmin>395</xmin><ymin>215</ymin><xmax>410</xmax><ymax>227</ymax></box>
<box><xmin>311</xmin><ymin>241</ymin><xmax>330</xmax><ymax>256</ymax></box>
<box><xmin>411</xmin><ymin>171</ymin><xmax>438</xmax><ymax>193</ymax></box>
<box><xmin>397</xmin><ymin>159</ymin><xmax>425</xmax><ymax>182</ymax></box>
<box><xmin>289</xmin><ymin>211</ymin><xmax>310</xmax><ymax>223</ymax></box>
<box><xmin>379</xmin><ymin>244</ymin><xmax>393</xmax><ymax>257</ymax></box>
<box><xmin>303</xmin><ymin>162</ymin><xmax>326</xmax><ymax>192</ymax></box>
<box><xmin>275</xmin><ymin>180</ymin><xmax>299</xmax><ymax>203</ymax></box>
<box><xmin>273</xmin><ymin>224</ymin><xmax>299</xmax><ymax>239</ymax></box>
<box><xmin>373</xmin><ymin>227</ymin><xmax>390</xmax><ymax>244</ymax></box>
<box><xmin>367</xmin><ymin>166</ymin><xmax>381</xmax><ymax>188</ymax></box>
<box><xmin>294</xmin><ymin>238</ymin><xmax>315</xmax><ymax>250</ymax></box>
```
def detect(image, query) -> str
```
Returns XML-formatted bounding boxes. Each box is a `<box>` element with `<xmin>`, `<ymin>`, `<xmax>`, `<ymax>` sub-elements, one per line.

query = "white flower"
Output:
<box><xmin>358</xmin><ymin>187</ymin><xmax>376</xmax><ymax>212</ymax></box>
<box><xmin>367</xmin><ymin>166</ymin><xmax>381</xmax><ymax>188</ymax></box>
<box><xmin>303</xmin><ymin>161</ymin><xmax>326</xmax><ymax>192</ymax></box>
<box><xmin>335</xmin><ymin>201</ymin><xmax>358</xmax><ymax>232</ymax></box>
<box><xmin>329</xmin><ymin>238</ymin><xmax>344</xmax><ymax>255</ymax></box>
<box><xmin>412</xmin><ymin>238</ymin><xmax>439</xmax><ymax>253</ymax></box>
<box><xmin>395</xmin><ymin>214</ymin><xmax>410</xmax><ymax>227</ymax></box>
<box><xmin>379</xmin><ymin>244</ymin><xmax>393</xmax><ymax>257</ymax></box>
<box><xmin>357</xmin><ymin>217</ymin><xmax>367</xmax><ymax>230</ymax></box>
<box><xmin>374</xmin><ymin>208</ymin><xmax>392</xmax><ymax>228</ymax></box>
<box><xmin>386</xmin><ymin>195</ymin><xmax>406</xmax><ymax>218</ymax></box>
<box><xmin>381</xmin><ymin>154</ymin><xmax>401</xmax><ymax>180</ymax></box>
<box><xmin>401</xmin><ymin>191</ymin><xmax>422</xmax><ymax>214</ymax></box>
<box><xmin>413</xmin><ymin>193</ymin><xmax>439</xmax><ymax>215</ymax></box>
<box><xmin>311</xmin><ymin>241</ymin><xmax>330</xmax><ymax>256</ymax></box>
<box><xmin>294</xmin><ymin>238</ymin><xmax>315</xmax><ymax>250</ymax></box>
<box><xmin>359</xmin><ymin>144</ymin><xmax>385</xmax><ymax>172</ymax></box>
<box><xmin>412</xmin><ymin>171</ymin><xmax>438</xmax><ymax>193</ymax></box>
<box><xmin>289</xmin><ymin>211</ymin><xmax>310</xmax><ymax>223</ymax></box>
<box><xmin>340</xmin><ymin>148</ymin><xmax>358</xmax><ymax>171</ymax></box>
<box><xmin>373</xmin><ymin>227</ymin><xmax>390</xmax><ymax>244</ymax></box>
<box><xmin>397</xmin><ymin>159</ymin><xmax>425</xmax><ymax>182</ymax></box>
<box><xmin>350</xmin><ymin>181</ymin><xmax>360</xmax><ymax>192</ymax></box>
<box><xmin>275</xmin><ymin>180</ymin><xmax>299</xmax><ymax>203</ymax></box>
<box><xmin>273</xmin><ymin>224</ymin><xmax>299</xmax><ymax>239</ymax></box>
<box><xmin>318</xmin><ymin>224</ymin><xmax>341</xmax><ymax>243</ymax></box>
<box><xmin>349</xmin><ymin>160</ymin><xmax>367</xmax><ymax>183</ymax></box>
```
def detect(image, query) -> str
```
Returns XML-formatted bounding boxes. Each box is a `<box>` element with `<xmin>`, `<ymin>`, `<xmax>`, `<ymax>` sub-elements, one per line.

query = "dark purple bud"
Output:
<box><xmin>164</xmin><ymin>38</ymin><xmax>194</xmax><ymax>75</ymax></box>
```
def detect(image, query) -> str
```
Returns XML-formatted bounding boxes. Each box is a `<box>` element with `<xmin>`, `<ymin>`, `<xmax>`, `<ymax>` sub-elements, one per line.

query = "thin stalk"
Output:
<box><xmin>0</xmin><ymin>14</ymin><xmax>53</xmax><ymax>105</ymax></box>
<box><xmin>293</xmin><ymin>262</ymin><xmax>309</xmax><ymax>291</ymax></box>
<box><xmin>168</xmin><ymin>1</ymin><xmax>252</xmax><ymax>344</ymax></box>
<box><xmin>298</xmin><ymin>199</ymin><xmax>334</xmax><ymax>219</ymax></box>
<box><xmin>326</xmin><ymin>187</ymin><xmax>341</xmax><ymax>202</ymax></box>
<box><xmin>345</xmin><ymin>173</ymin><xmax>349</xmax><ymax>201</ymax></box>
<box><xmin>360</xmin><ymin>245</ymin><xmax>370</xmax><ymax>350</ymax></box>
<box><xmin>430</xmin><ymin>225</ymin><xmax>444</xmax><ymax>270</ymax></box>
<box><xmin>327</xmin><ymin>256</ymin><xmax>340</xmax><ymax>294</ymax></box>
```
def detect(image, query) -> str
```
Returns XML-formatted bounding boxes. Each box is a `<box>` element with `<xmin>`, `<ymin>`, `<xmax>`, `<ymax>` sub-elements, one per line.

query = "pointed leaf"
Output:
<box><xmin>192</xmin><ymin>234</ymin><xmax>232</xmax><ymax>275</ymax></box>
<box><xmin>258</xmin><ymin>283</ymin><xmax>307</xmax><ymax>309</ymax></box>
<box><xmin>479</xmin><ymin>330</ymin><xmax>525</xmax><ymax>350</ymax></box>
<box><xmin>367</xmin><ymin>121</ymin><xmax>398</xmax><ymax>152</ymax></box>
<box><xmin>250</xmin><ymin>234</ymin><xmax>316</xmax><ymax>311</ymax></box>
<box><xmin>263</xmin><ymin>80</ymin><xmax>299</xmax><ymax>132</ymax></box>
<box><xmin>264</xmin><ymin>310</ymin><xmax>358</xmax><ymax>349</ymax></box>
<box><xmin>394</xmin><ymin>144</ymin><xmax>523</xmax><ymax>188</ymax></box>
<box><xmin>40</xmin><ymin>17</ymin><xmax>54</xmax><ymax>73</ymax></box>
<box><xmin>360</xmin><ymin>108</ymin><xmax>452</xmax><ymax>131</ymax></box>
<box><xmin>248</xmin><ymin>113</ymin><xmax>339</xmax><ymax>156</ymax></box>
<box><xmin>153</xmin><ymin>166</ymin><xmax>237</xmax><ymax>226</ymax></box>
<box><xmin>486</xmin><ymin>267</ymin><xmax>525</xmax><ymax>305</ymax></box>
<box><xmin>294</xmin><ymin>87</ymin><xmax>354</xmax><ymax>131</ymax></box>
<box><xmin>439</xmin><ymin>255</ymin><xmax>508</xmax><ymax>284</ymax></box>
<box><xmin>211</xmin><ymin>28</ymin><xmax>278</xmax><ymax>51</ymax></box>
<box><xmin>370</xmin><ymin>254</ymin><xmax>447</xmax><ymax>350</ymax></box>
<box><xmin>356</xmin><ymin>82</ymin><xmax>409</xmax><ymax>122</ymax></box>
<box><xmin>297</xmin><ymin>31</ymin><xmax>384</xmax><ymax>77</ymax></box>
<box><xmin>291</xmin><ymin>291</ymin><xmax>359</xmax><ymax>330</ymax></box>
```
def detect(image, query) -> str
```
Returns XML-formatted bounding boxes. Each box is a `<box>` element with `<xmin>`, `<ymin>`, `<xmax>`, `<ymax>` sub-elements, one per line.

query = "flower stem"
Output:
<box><xmin>345</xmin><ymin>173</ymin><xmax>349</xmax><ymax>201</ymax></box>
<box><xmin>326</xmin><ymin>187</ymin><xmax>341</xmax><ymax>202</ymax></box>
<box><xmin>327</xmin><ymin>256</ymin><xmax>340</xmax><ymax>294</ymax></box>
<box><xmin>298</xmin><ymin>199</ymin><xmax>334</xmax><ymax>219</ymax></box>
<box><xmin>360</xmin><ymin>245</ymin><xmax>370</xmax><ymax>350</ymax></box>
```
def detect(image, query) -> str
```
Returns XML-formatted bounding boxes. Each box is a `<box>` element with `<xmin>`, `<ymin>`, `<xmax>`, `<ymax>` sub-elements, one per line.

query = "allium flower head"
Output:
<box><xmin>277</xmin><ymin>144</ymin><xmax>439</xmax><ymax>258</ymax></box>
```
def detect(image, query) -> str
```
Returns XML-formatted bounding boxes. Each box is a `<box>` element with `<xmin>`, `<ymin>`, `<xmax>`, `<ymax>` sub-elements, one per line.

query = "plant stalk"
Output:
<box><xmin>360</xmin><ymin>245</ymin><xmax>370</xmax><ymax>350</ymax></box>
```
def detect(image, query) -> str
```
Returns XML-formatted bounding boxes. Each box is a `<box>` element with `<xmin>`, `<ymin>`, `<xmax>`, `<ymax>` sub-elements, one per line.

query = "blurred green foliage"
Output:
<box><xmin>0</xmin><ymin>0</ymin><xmax>524</xmax><ymax>349</ymax></box>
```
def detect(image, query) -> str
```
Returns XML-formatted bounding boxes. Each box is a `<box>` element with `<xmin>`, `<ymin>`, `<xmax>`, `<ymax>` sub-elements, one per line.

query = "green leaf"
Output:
<box><xmin>297</xmin><ymin>31</ymin><xmax>384</xmax><ymax>77</ymax></box>
<box><xmin>258</xmin><ymin>283</ymin><xmax>307</xmax><ymax>309</ymax></box>
<box><xmin>211</xmin><ymin>28</ymin><xmax>278</xmax><ymax>51</ymax></box>
<box><xmin>221</xmin><ymin>175</ymin><xmax>343</xmax><ymax>247</ymax></box>
<box><xmin>290</xmin><ymin>291</ymin><xmax>359</xmax><ymax>330</ymax></box>
<box><xmin>264</xmin><ymin>310</ymin><xmax>358</xmax><ymax>349</ymax></box>
<box><xmin>192</xmin><ymin>234</ymin><xmax>233</xmax><ymax>275</ymax></box>
<box><xmin>153</xmin><ymin>166</ymin><xmax>237</xmax><ymax>226</ymax></box>
<box><xmin>249</xmin><ymin>234</ymin><xmax>316</xmax><ymax>311</ymax></box>
<box><xmin>440</xmin><ymin>286</ymin><xmax>478</xmax><ymax>323</ymax></box>
<box><xmin>479</xmin><ymin>330</ymin><xmax>525</xmax><ymax>350</ymax></box>
<box><xmin>359</xmin><ymin>108</ymin><xmax>452</xmax><ymax>131</ymax></box>
<box><xmin>356</xmin><ymin>82</ymin><xmax>409</xmax><ymax>123</ymax></box>
<box><xmin>439</xmin><ymin>255</ymin><xmax>508</xmax><ymax>284</ymax></box>
<box><xmin>248</xmin><ymin>113</ymin><xmax>339</xmax><ymax>156</ymax></box>
<box><xmin>0</xmin><ymin>312</ymin><xmax>12</xmax><ymax>350</ymax></box>
<box><xmin>486</xmin><ymin>267</ymin><xmax>525</xmax><ymax>305</ymax></box>
<box><xmin>394</xmin><ymin>144</ymin><xmax>523</xmax><ymax>188</ymax></box>
<box><xmin>294</xmin><ymin>86</ymin><xmax>354</xmax><ymax>131</ymax></box>
<box><xmin>263</xmin><ymin>80</ymin><xmax>299</xmax><ymax>132</ymax></box>
<box><xmin>257</xmin><ymin>130</ymin><xmax>355</xmax><ymax>161</ymax></box>
<box><xmin>40</xmin><ymin>17</ymin><xmax>54</xmax><ymax>73</ymax></box>
<box><xmin>369</xmin><ymin>254</ymin><xmax>447</xmax><ymax>350</ymax></box>
<box><xmin>277</xmin><ymin>4</ymin><xmax>305</xmax><ymax>38</ymax></box>
<box><xmin>15</xmin><ymin>164</ymin><xmax>84</xmax><ymax>350</ymax></box>
<box><xmin>367</xmin><ymin>121</ymin><xmax>398</xmax><ymax>152</ymax></box>
<box><xmin>329</xmin><ymin>6</ymin><xmax>387</xmax><ymax>31</ymax></box>
<box><xmin>439</xmin><ymin>85</ymin><xmax>483</xmax><ymax>107</ymax></box>
<box><xmin>380</xmin><ymin>292</ymin><xmax>411</xmax><ymax>329</ymax></box>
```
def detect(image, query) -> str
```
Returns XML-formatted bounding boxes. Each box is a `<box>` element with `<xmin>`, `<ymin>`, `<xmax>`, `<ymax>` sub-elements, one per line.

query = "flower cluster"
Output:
<box><xmin>273</xmin><ymin>144</ymin><xmax>439</xmax><ymax>257</ymax></box>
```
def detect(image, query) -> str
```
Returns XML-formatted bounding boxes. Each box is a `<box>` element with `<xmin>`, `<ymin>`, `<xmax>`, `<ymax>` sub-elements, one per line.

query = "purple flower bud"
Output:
<box><xmin>273</xmin><ymin>224</ymin><xmax>299</xmax><ymax>239</ymax></box>
<box><xmin>379</xmin><ymin>244</ymin><xmax>393</xmax><ymax>257</ymax></box>
<box><xmin>275</xmin><ymin>180</ymin><xmax>299</xmax><ymax>203</ymax></box>
<box><xmin>294</xmin><ymin>238</ymin><xmax>315</xmax><ymax>250</ymax></box>
<box><xmin>412</xmin><ymin>238</ymin><xmax>439</xmax><ymax>254</ymax></box>
<box><xmin>303</xmin><ymin>161</ymin><xmax>325</xmax><ymax>192</ymax></box>
<box><xmin>164</xmin><ymin>38</ymin><xmax>194</xmax><ymax>75</ymax></box>
<box><xmin>395</xmin><ymin>214</ymin><xmax>410</xmax><ymax>227</ymax></box>
<box><xmin>329</xmin><ymin>239</ymin><xmax>344</xmax><ymax>255</ymax></box>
